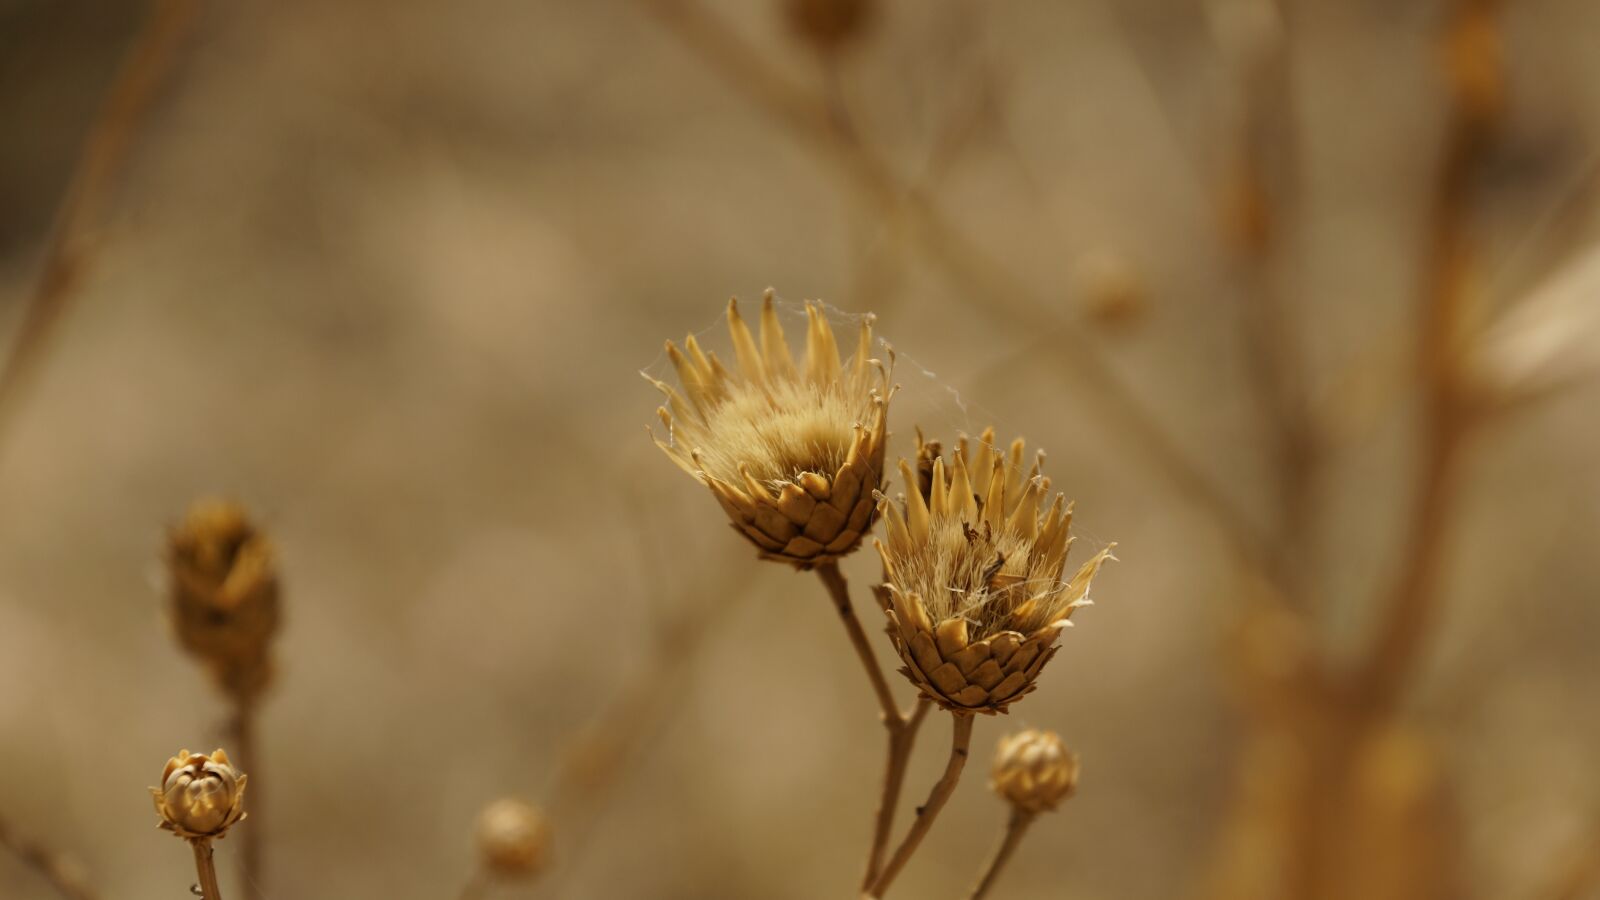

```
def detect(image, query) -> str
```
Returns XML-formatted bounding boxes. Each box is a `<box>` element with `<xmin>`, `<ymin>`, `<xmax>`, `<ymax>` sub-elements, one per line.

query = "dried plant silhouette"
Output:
<box><xmin>2</xmin><ymin>0</ymin><xmax>1598</xmax><ymax>898</ymax></box>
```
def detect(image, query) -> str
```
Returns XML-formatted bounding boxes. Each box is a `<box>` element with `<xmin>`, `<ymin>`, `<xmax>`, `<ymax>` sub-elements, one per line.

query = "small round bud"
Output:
<box><xmin>476</xmin><ymin>798</ymin><xmax>550</xmax><ymax>877</ymax></box>
<box><xmin>150</xmin><ymin>748</ymin><xmax>248</xmax><ymax>839</ymax></box>
<box><xmin>991</xmin><ymin>729</ymin><xmax>1079</xmax><ymax>813</ymax></box>
<box><xmin>1074</xmin><ymin>248</ymin><xmax>1145</xmax><ymax>332</ymax></box>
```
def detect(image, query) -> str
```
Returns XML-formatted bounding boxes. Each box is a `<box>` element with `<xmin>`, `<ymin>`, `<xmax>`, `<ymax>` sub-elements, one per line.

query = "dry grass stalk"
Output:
<box><xmin>0</xmin><ymin>0</ymin><xmax>200</xmax><ymax>450</ymax></box>
<box><xmin>0</xmin><ymin>815</ymin><xmax>99</xmax><ymax>900</ymax></box>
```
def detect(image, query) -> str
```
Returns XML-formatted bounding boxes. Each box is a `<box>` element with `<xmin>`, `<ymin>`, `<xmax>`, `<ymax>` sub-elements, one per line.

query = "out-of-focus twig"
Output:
<box><xmin>0</xmin><ymin>816</ymin><xmax>99</xmax><ymax>900</ymax></box>
<box><xmin>1354</xmin><ymin>0</ymin><xmax>1503</xmax><ymax>712</ymax></box>
<box><xmin>1210</xmin><ymin>0</ymin><xmax>1320</xmax><ymax>602</ymax></box>
<box><xmin>635</xmin><ymin>0</ymin><xmax>1283</xmax><ymax>590</ymax></box>
<box><xmin>535</xmin><ymin>562</ymin><xmax>760</xmax><ymax>895</ymax></box>
<box><xmin>0</xmin><ymin>0</ymin><xmax>201</xmax><ymax>450</ymax></box>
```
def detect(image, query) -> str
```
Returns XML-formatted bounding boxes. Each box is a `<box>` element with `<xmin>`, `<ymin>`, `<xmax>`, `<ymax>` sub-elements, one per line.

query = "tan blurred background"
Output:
<box><xmin>3</xmin><ymin>1</ymin><xmax>1599</xmax><ymax>898</ymax></box>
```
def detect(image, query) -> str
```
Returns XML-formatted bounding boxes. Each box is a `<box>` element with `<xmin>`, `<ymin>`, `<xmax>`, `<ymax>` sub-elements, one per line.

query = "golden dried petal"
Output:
<box><xmin>798</xmin><ymin>471</ymin><xmax>832</xmax><ymax>501</ymax></box>
<box><xmin>759</xmin><ymin>289</ymin><xmax>796</xmax><ymax>378</ymax></box>
<box><xmin>776</xmin><ymin>482</ymin><xmax>818</xmax><ymax>526</ymax></box>
<box><xmin>726</xmin><ymin>297</ymin><xmax>766</xmax><ymax>384</ymax></box>
<box><xmin>935</xmin><ymin>617</ymin><xmax>970</xmax><ymax>657</ymax></box>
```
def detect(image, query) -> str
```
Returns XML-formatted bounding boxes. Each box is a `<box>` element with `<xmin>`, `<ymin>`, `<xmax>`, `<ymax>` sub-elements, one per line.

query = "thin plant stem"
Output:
<box><xmin>865</xmin><ymin>713</ymin><xmax>975</xmax><ymax>899</ymax></box>
<box><xmin>0</xmin><ymin>0</ymin><xmax>200</xmax><ymax>451</ymax></box>
<box><xmin>815</xmin><ymin>561</ymin><xmax>903</xmax><ymax>727</ymax></box>
<box><xmin>225</xmin><ymin>701</ymin><xmax>261</xmax><ymax>894</ymax></box>
<box><xmin>191</xmin><ymin>839</ymin><xmax>223</xmax><ymax>900</ymax></box>
<box><xmin>536</xmin><ymin>564</ymin><xmax>760</xmax><ymax>896</ymax></box>
<box><xmin>967</xmin><ymin>806</ymin><xmax>1038</xmax><ymax>900</ymax></box>
<box><xmin>813</xmin><ymin>560</ymin><xmax>936</xmax><ymax>889</ymax></box>
<box><xmin>862</xmin><ymin>697</ymin><xmax>931</xmax><ymax>890</ymax></box>
<box><xmin>0</xmin><ymin>815</ymin><xmax>99</xmax><ymax>900</ymax></box>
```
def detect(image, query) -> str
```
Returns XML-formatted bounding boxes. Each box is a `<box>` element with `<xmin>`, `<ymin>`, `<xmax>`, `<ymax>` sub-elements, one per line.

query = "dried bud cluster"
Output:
<box><xmin>874</xmin><ymin>429</ymin><xmax>1114</xmax><ymax>714</ymax></box>
<box><xmin>150</xmin><ymin>749</ymin><xmax>248</xmax><ymax>840</ymax></box>
<box><xmin>648</xmin><ymin>292</ymin><xmax>890</xmax><ymax>568</ymax></box>
<box><xmin>167</xmin><ymin>499</ymin><xmax>280</xmax><ymax>702</ymax></box>
<box><xmin>991</xmin><ymin>729</ymin><xmax>1079</xmax><ymax>813</ymax></box>
<box><xmin>476</xmin><ymin>799</ymin><xmax>550</xmax><ymax>877</ymax></box>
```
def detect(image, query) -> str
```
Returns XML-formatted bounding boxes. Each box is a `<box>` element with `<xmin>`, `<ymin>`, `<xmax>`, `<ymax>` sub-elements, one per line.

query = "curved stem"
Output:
<box><xmin>815</xmin><ymin>561</ymin><xmax>902</xmax><ymax>727</ymax></box>
<box><xmin>191</xmin><ymin>839</ymin><xmax>223</xmax><ymax>900</ymax></box>
<box><xmin>862</xmin><ymin>698</ymin><xmax>931</xmax><ymax>889</ymax></box>
<box><xmin>866</xmin><ymin>714</ymin><xmax>975</xmax><ymax>899</ymax></box>
<box><xmin>0</xmin><ymin>0</ymin><xmax>200</xmax><ymax>451</ymax></box>
<box><xmin>967</xmin><ymin>807</ymin><xmax>1037</xmax><ymax>900</ymax></box>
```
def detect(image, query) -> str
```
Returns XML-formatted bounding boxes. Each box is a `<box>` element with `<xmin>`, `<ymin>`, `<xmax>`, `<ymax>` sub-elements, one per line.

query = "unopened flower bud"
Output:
<box><xmin>167</xmin><ymin>499</ymin><xmax>280</xmax><ymax>702</ymax></box>
<box><xmin>991</xmin><ymin>729</ymin><xmax>1079</xmax><ymax>813</ymax></box>
<box><xmin>476</xmin><ymin>798</ymin><xmax>550</xmax><ymax>878</ymax></box>
<box><xmin>150</xmin><ymin>749</ymin><xmax>248</xmax><ymax>839</ymax></box>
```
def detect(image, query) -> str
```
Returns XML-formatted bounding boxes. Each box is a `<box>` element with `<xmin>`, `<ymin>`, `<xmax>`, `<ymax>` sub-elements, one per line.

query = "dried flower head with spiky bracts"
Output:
<box><xmin>991</xmin><ymin>729</ymin><xmax>1080</xmax><ymax>813</ymax></box>
<box><xmin>647</xmin><ymin>291</ymin><xmax>891</xmax><ymax>568</ymax></box>
<box><xmin>150</xmin><ymin>749</ymin><xmax>248</xmax><ymax>840</ymax></box>
<box><xmin>167</xmin><ymin>499</ymin><xmax>280</xmax><ymax>704</ymax></box>
<box><xmin>874</xmin><ymin>429</ymin><xmax>1115</xmax><ymax>714</ymax></box>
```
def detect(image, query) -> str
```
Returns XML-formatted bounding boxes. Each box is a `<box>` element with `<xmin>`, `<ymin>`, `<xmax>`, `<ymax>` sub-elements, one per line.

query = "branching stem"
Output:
<box><xmin>865</xmin><ymin>714</ymin><xmax>975</xmax><ymax>899</ymax></box>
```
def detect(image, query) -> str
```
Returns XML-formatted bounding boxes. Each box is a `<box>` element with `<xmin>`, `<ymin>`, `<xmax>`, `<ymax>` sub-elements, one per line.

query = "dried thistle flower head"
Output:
<box><xmin>874</xmin><ymin>429</ymin><xmax>1114</xmax><ymax>714</ymax></box>
<box><xmin>991</xmin><ymin>729</ymin><xmax>1079</xmax><ymax>813</ymax></box>
<box><xmin>167</xmin><ymin>498</ymin><xmax>280</xmax><ymax>702</ymax></box>
<box><xmin>648</xmin><ymin>292</ymin><xmax>891</xmax><ymax>568</ymax></box>
<box><xmin>476</xmin><ymin>798</ymin><xmax>550</xmax><ymax>878</ymax></box>
<box><xmin>149</xmin><ymin>748</ymin><xmax>248</xmax><ymax>840</ymax></box>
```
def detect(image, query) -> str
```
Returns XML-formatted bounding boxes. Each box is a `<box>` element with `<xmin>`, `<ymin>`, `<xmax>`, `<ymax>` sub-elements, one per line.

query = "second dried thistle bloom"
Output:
<box><xmin>150</xmin><ymin>749</ymin><xmax>248</xmax><ymax>840</ymax></box>
<box><xmin>167</xmin><ymin>499</ymin><xmax>280</xmax><ymax>702</ymax></box>
<box><xmin>992</xmin><ymin>729</ymin><xmax>1080</xmax><ymax>813</ymax></box>
<box><xmin>874</xmin><ymin>430</ymin><xmax>1114</xmax><ymax>714</ymax></box>
<box><xmin>648</xmin><ymin>293</ymin><xmax>890</xmax><ymax>568</ymax></box>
